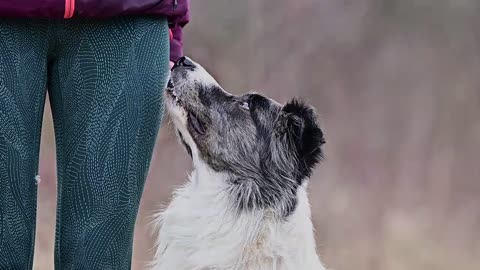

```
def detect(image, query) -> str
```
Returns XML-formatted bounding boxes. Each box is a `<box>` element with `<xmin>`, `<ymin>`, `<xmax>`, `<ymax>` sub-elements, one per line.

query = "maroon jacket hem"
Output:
<box><xmin>0</xmin><ymin>0</ymin><xmax>190</xmax><ymax>61</ymax></box>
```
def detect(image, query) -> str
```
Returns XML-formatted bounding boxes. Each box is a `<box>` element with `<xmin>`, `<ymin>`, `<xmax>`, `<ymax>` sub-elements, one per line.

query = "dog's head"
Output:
<box><xmin>165</xmin><ymin>57</ymin><xmax>325</xmax><ymax>216</ymax></box>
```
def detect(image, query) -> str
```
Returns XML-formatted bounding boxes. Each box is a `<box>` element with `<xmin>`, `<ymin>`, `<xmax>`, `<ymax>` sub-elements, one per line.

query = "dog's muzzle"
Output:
<box><xmin>172</xmin><ymin>56</ymin><xmax>195</xmax><ymax>70</ymax></box>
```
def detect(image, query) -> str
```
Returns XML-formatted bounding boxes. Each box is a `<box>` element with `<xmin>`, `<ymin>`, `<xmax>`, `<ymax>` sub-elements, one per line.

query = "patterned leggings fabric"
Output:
<box><xmin>0</xmin><ymin>17</ymin><xmax>169</xmax><ymax>269</ymax></box>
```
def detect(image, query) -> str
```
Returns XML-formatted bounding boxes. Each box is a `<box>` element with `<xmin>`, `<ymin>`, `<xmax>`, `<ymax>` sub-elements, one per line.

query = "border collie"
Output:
<box><xmin>150</xmin><ymin>57</ymin><xmax>327</xmax><ymax>270</ymax></box>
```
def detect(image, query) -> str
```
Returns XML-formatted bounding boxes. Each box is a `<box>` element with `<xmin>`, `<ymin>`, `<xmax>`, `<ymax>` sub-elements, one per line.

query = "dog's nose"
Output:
<box><xmin>176</xmin><ymin>56</ymin><xmax>195</xmax><ymax>68</ymax></box>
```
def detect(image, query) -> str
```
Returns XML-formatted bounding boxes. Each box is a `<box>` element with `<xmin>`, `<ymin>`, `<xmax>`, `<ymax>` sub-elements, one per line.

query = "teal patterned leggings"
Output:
<box><xmin>0</xmin><ymin>17</ymin><xmax>169</xmax><ymax>269</ymax></box>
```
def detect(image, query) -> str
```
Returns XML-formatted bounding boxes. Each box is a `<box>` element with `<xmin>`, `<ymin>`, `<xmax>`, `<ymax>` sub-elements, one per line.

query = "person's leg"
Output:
<box><xmin>0</xmin><ymin>20</ymin><xmax>49</xmax><ymax>269</ymax></box>
<box><xmin>48</xmin><ymin>17</ymin><xmax>169</xmax><ymax>269</ymax></box>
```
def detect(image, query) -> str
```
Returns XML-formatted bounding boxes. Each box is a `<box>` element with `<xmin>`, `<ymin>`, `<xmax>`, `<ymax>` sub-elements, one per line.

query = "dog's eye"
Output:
<box><xmin>239</xmin><ymin>101</ymin><xmax>250</xmax><ymax>110</ymax></box>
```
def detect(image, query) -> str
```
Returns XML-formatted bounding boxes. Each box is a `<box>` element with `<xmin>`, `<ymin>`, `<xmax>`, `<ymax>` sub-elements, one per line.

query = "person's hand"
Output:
<box><xmin>169</xmin><ymin>61</ymin><xmax>175</xmax><ymax>69</ymax></box>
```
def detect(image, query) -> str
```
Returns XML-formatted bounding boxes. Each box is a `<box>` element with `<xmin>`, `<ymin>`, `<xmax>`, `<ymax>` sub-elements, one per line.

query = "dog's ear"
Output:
<box><xmin>275</xmin><ymin>98</ymin><xmax>325</xmax><ymax>178</ymax></box>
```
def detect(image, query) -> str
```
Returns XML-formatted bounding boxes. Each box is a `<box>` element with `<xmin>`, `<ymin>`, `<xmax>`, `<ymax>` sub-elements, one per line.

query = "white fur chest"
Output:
<box><xmin>150</xmin><ymin>167</ymin><xmax>326</xmax><ymax>270</ymax></box>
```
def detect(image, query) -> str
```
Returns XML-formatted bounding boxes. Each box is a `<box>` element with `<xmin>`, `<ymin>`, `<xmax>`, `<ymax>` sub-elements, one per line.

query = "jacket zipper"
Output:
<box><xmin>64</xmin><ymin>0</ymin><xmax>75</xmax><ymax>19</ymax></box>
<box><xmin>170</xmin><ymin>0</ymin><xmax>178</xmax><ymax>41</ymax></box>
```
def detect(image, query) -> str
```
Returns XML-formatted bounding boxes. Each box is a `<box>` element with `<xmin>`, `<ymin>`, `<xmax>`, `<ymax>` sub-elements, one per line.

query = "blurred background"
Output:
<box><xmin>34</xmin><ymin>0</ymin><xmax>480</xmax><ymax>269</ymax></box>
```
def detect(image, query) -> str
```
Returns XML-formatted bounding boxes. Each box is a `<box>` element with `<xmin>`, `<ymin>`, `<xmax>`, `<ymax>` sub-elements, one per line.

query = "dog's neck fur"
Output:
<box><xmin>151</xmin><ymin>160</ymin><xmax>326</xmax><ymax>270</ymax></box>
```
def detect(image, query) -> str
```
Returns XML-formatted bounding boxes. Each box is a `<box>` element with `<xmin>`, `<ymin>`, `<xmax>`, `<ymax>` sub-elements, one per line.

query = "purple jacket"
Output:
<box><xmin>0</xmin><ymin>0</ymin><xmax>190</xmax><ymax>61</ymax></box>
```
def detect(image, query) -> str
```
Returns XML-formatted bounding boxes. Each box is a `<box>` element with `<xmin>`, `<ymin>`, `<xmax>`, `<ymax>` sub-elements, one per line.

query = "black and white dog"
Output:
<box><xmin>151</xmin><ymin>57</ymin><xmax>327</xmax><ymax>270</ymax></box>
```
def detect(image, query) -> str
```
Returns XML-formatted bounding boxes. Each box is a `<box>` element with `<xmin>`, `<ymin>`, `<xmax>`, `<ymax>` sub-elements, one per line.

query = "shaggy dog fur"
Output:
<box><xmin>150</xmin><ymin>57</ymin><xmax>327</xmax><ymax>270</ymax></box>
